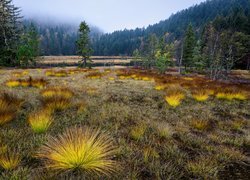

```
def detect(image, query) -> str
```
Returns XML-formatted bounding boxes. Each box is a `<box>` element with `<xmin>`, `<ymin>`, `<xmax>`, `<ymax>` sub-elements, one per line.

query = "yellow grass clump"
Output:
<box><xmin>12</xmin><ymin>71</ymin><xmax>29</xmax><ymax>78</ymax></box>
<box><xmin>108</xmin><ymin>77</ymin><xmax>115</xmax><ymax>81</ymax></box>
<box><xmin>36</xmin><ymin>127</ymin><xmax>117</xmax><ymax>176</ymax></box>
<box><xmin>43</xmin><ymin>97</ymin><xmax>72</xmax><ymax>112</ymax></box>
<box><xmin>20</xmin><ymin>79</ymin><xmax>30</xmax><ymax>87</ymax></box>
<box><xmin>54</xmin><ymin>70</ymin><xmax>68</xmax><ymax>77</ymax></box>
<box><xmin>86</xmin><ymin>87</ymin><xmax>98</xmax><ymax>95</ymax></box>
<box><xmin>192</xmin><ymin>90</ymin><xmax>210</xmax><ymax>102</ymax></box>
<box><xmin>0</xmin><ymin>150</ymin><xmax>21</xmax><ymax>170</ymax></box>
<box><xmin>5</xmin><ymin>80</ymin><xmax>20</xmax><ymax>88</ymax></box>
<box><xmin>28</xmin><ymin>109</ymin><xmax>53</xmax><ymax>134</ymax></box>
<box><xmin>216</xmin><ymin>91</ymin><xmax>248</xmax><ymax>101</ymax></box>
<box><xmin>191</xmin><ymin>119</ymin><xmax>209</xmax><ymax>131</ymax></box>
<box><xmin>130</xmin><ymin>124</ymin><xmax>147</xmax><ymax>140</ymax></box>
<box><xmin>45</xmin><ymin>70</ymin><xmax>55</xmax><ymax>77</ymax></box>
<box><xmin>31</xmin><ymin>78</ymin><xmax>48</xmax><ymax>89</ymax></box>
<box><xmin>165</xmin><ymin>92</ymin><xmax>185</xmax><ymax>108</ymax></box>
<box><xmin>155</xmin><ymin>84</ymin><xmax>166</xmax><ymax>91</ymax></box>
<box><xmin>41</xmin><ymin>87</ymin><xmax>74</xmax><ymax>99</ymax></box>
<box><xmin>5</xmin><ymin>77</ymin><xmax>48</xmax><ymax>88</ymax></box>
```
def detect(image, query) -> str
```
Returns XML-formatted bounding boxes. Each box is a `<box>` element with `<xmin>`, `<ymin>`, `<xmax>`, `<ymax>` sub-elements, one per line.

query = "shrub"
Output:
<box><xmin>36</xmin><ymin>127</ymin><xmax>117</xmax><ymax>176</ymax></box>
<box><xmin>28</xmin><ymin>109</ymin><xmax>53</xmax><ymax>134</ymax></box>
<box><xmin>0</xmin><ymin>150</ymin><xmax>21</xmax><ymax>170</ymax></box>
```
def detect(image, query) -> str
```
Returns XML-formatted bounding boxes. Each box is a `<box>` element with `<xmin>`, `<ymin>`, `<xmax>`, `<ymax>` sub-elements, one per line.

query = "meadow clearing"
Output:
<box><xmin>0</xmin><ymin>67</ymin><xmax>249</xmax><ymax>179</ymax></box>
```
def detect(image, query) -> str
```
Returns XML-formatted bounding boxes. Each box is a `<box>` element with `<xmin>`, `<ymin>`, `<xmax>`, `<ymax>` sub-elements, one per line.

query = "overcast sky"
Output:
<box><xmin>13</xmin><ymin>0</ymin><xmax>206</xmax><ymax>32</ymax></box>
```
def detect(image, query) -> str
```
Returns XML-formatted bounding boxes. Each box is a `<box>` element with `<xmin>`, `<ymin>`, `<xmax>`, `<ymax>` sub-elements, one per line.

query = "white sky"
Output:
<box><xmin>13</xmin><ymin>0</ymin><xmax>206</xmax><ymax>32</ymax></box>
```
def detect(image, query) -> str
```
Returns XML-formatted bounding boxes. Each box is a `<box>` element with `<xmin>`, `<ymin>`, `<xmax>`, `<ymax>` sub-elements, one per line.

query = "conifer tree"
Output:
<box><xmin>76</xmin><ymin>21</ymin><xmax>93</xmax><ymax>67</ymax></box>
<box><xmin>0</xmin><ymin>0</ymin><xmax>21</xmax><ymax>66</ymax></box>
<box><xmin>183</xmin><ymin>24</ymin><xmax>196</xmax><ymax>70</ymax></box>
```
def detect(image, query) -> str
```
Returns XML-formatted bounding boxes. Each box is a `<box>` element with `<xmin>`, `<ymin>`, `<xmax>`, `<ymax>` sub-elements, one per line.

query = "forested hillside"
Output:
<box><xmin>23</xmin><ymin>20</ymin><xmax>103</xmax><ymax>56</ymax></box>
<box><xmin>92</xmin><ymin>0</ymin><xmax>250</xmax><ymax>56</ymax></box>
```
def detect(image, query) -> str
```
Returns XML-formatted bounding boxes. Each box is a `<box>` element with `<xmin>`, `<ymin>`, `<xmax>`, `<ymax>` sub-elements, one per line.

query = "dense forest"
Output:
<box><xmin>21</xmin><ymin>0</ymin><xmax>250</xmax><ymax>58</ymax></box>
<box><xmin>92</xmin><ymin>0</ymin><xmax>250</xmax><ymax>56</ymax></box>
<box><xmin>23</xmin><ymin>20</ymin><xmax>103</xmax><ymax>56</ymax></box>
<box><xmin>1</xmin><ymin>0</ymin><xmax>250</xmax><ymax>71</ymax></box>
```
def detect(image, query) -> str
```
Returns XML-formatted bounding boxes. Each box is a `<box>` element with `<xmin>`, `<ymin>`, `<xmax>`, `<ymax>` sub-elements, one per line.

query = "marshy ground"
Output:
<box><xmin>0</xmin><ymin>68</ymin><xmax>249</xmax><ymax>179</ymax></box>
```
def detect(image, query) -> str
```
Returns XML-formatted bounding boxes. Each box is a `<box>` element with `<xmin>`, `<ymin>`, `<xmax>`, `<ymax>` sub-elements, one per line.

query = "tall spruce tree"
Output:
<box><xmin>76</xmin><ymin>21</ymin><xmax>92</xmax><ymax>67</ymax></box>
<box><xmin>183</xmin><ymin>24</ymin><xmax>196</xmax><ymax>70</ymax></box>
<box><xmin>0</xmin><ymin>0</ymin><xmax>21</xmax><ymax>66</ymax></box>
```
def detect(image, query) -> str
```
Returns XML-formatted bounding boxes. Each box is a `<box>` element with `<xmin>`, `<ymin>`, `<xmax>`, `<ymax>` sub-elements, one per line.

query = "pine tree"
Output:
<box><xmin>183</xmin><ymin>24</ymin><xmax>196</xmax><ymax>70</ymax></box>
<box><xmin>76</xmin><ymin>21</ymin><xmax>93</xmax><ymax>67</ymax></box>
<box><xmin>0</xmin><ymin>0</ymin><xmax>22</xmax><ymax>66</ymax></box>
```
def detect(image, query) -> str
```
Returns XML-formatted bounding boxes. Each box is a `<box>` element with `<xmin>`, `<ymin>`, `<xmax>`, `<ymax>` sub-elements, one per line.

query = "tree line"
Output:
<box><xmin>0</xmin><ymin>0</ymin><xmax>93</xmax><ymax>67</ymax></box>
<box><xmin>92</xmin><ymin>0</ymin><xmax>250</xmax><ymax>73</ymax></box>
<box><xmin>133</xmin><ymin>10</ymin><xmax>250</xmax><ymax>79</ymax></box>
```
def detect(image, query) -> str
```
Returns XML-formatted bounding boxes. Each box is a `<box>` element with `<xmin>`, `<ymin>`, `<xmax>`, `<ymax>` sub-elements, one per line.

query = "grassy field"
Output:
<box><xmin>37</xmin><ymin>56</ymin><xmax>134</xmax><ymax>67</ymax></box>
<box><xmin>0</xmin><ymin>67</ymin><xmax>249</xmax><ymax>179</ymax></box>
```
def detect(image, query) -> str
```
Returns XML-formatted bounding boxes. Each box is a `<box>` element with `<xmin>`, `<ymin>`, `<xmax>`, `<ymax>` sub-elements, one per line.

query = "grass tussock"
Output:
<box><xmin>153</xmin><ymin>122</ymin><xmax>173</xmax><ymax>139</ymax></box>
<box><xmin>5</xmin><ymin>80</ymin><xmax>20</xmax><ymax>88</ymax></box>
<box><xmin>130</xmin><ymin>124</ymin><xmax>147</xmax><ymax>140</ymax></box>
<box><xmin>186</xmin><ymin>156</ymin><xmax>218</xmax><ymax>178</ymax></box>
<box><xmin>0</xmin><ymin>93</ymin><xmax>23</xmax><ymax>125</ymax></box>
<box><xmin>42</xmin><ymin>97</ymin><xmax>72</xmax><ymax>112</ymax></box>
<box><xmin>0</xmin><ymin>150</ymin><xmax>21</xmax><ymax>170</ymax></box>
<box><xmin>12</xmin><ymin>71</ymin><xmax>29</xmax><ymax>78</ymax></box>
<box><xmin>143</xmin><ymin>147</ymin><xmax>159</xmax><ymax>163</ymax></box>
<box><xmin>190</xmin><ymin>119</ymin><xmax>210</xmax><ymax>131</ymax></box>
<box><xmin>45</xmin><ymin>70</ymin><xmax>68</xmax><ymax>77</ymax></box>
<box><xmin>154</xmin><ymin>84</ymin><xmax>166</xmax><ymax>91</ymax></box>
<box><xmin>41</xmin><ymin>87</ymin><xmax>74</xmax><ymax>99</ymax></box>
<box><xmin>5</xmin><ymin>77</ymin><xmax>48</xmax><ymax>88</ymax></box>
<box><xmin>192</xmin><ymin>90</ymin><xmax>210</xmax><ymax>102</ymax></box>
<box><xmin>216</xmin><ymin>89</ymin><xmax>248</xmax><ymax>101</ymax></box>
<box><xmin>30</xmin><ymin>78</ymin><xmax>48</xmax><ymax>88</ymax></box>
<box><xmin>165</xmin><ymin>92</ymin><xmax>185</xmax><ymax>108</ymax></box>
<box><xmin>37</xmin><ymin>127</ymin><xmax>118</xmax><ymax>176</ymax></box>
<box><xmin>28</xmin><ymin>109</ymin><xmax>53</xmax><ymax>134</ymax></box>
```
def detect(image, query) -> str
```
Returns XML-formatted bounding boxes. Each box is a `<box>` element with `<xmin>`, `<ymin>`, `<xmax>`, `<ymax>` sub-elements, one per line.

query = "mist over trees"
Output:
<box><xmin>1</xmin><ymin>0</ymin><xmax>249</xmax><ymax>75</ymax></box>
<box><xmin>23</xmin><ymin>19</ymin><xmax>103</xmax><ymax>56</ymax></box>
